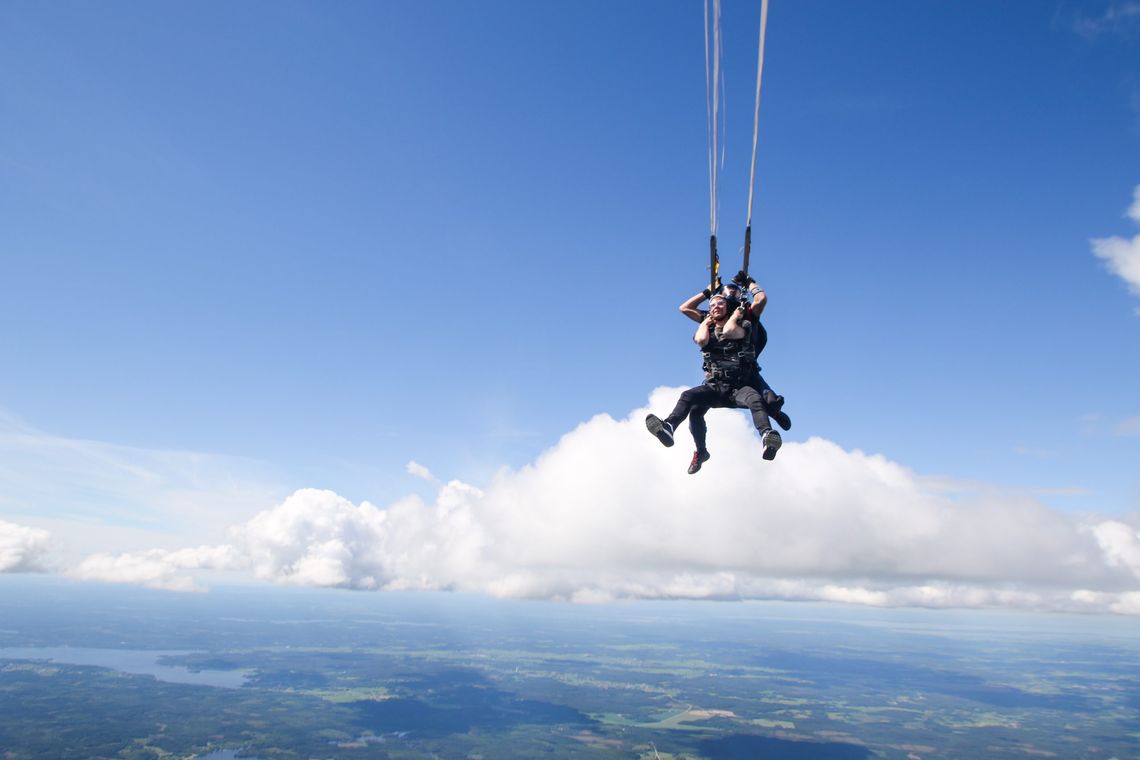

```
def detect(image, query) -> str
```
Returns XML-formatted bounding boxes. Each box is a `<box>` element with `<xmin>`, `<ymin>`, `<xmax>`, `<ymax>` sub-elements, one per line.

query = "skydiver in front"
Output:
<box><xmin>676</xmin><ymin>273</ymin><xmax>791</xmax><ymax>472</ymax></box>
<box><xmin>645</xmin><ymin>287</ymin><xmax>783</xmax><ymax>463</ymax></box>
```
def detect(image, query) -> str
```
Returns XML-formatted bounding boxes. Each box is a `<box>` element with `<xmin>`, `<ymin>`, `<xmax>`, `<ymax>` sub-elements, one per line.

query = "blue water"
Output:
<box><xmin>0</xmin><ymin>646</ymin><xmax>248</xmax><ymax>688</ymax></box>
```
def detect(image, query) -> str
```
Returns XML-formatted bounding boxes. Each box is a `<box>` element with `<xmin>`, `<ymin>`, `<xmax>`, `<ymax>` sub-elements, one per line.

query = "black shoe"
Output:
<box><xmin>687</xmin><ymin>450</ymin><xmax>711</xmax><ymax>474</ymax></box>
<box><xmin>762</xmin><ymin>429</ymin><xmax>782</xmax><ymax>461</ymax></box>
<box><xmin>772</xmin><ymin>409</ymin><xmax>792</xmax><ymax>431</ymax></box>
<box><xmin>645</xmin><ymin>414</ymin><xmax>675</xmax><ymax>447</ymax></box>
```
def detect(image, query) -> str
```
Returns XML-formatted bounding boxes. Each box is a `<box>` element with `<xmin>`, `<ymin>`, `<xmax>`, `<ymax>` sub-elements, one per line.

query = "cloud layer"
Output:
<box><xmin>1092</xmin><ymin>184</ymin><xmax>1140</xmax><ymax>308</ymax></box>
<box><xmin>60</xmin><ymin>389</ymin><xmax>1140</xmax><ymax>614</ymax></box>
<box><xmin>70</xmin><ymin>545</ymin><xmax>240</xmax><ymax>592</ymax></box>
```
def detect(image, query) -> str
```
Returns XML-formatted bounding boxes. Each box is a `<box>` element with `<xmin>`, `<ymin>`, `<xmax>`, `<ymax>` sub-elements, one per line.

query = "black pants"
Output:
<box><xmin>687</xmin><ymin>374</ymin><xmax>781</xmax><ymax>454</ymax></box>
<box><xmin>665</xmin><ymin>378</ymin><xmax>773</xmax><ymax>450</ymax></box>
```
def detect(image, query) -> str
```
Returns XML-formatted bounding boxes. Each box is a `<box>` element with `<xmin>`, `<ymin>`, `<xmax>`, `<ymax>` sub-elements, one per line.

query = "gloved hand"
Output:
<box><xmin>702</xmin><ymin>275</ymin><xmax>723</xmax><ymax>299</ymax></box>
<box><xmin>733</xmin><ymin>270</ymin><xmax>754</xmax><ymax>287</ymax></box>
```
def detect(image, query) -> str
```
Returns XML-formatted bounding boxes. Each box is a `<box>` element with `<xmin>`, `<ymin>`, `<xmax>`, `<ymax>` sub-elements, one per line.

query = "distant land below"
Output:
<box><xmin>1</xmin><ymin>576</ymin><xmax>1138</xmax><ymax>759</ymax></box>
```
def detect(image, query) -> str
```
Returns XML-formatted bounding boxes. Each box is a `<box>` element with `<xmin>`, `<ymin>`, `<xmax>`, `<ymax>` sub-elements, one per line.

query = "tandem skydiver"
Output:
<box><xmin>646</xmin><ymin>271</ymin><xmax>789</xmax><ymax>467</ymax></box>
<box><xmin>680</xmin><ymin>272</ymin><xmax>791</xmax><ymax>472</ymax></box>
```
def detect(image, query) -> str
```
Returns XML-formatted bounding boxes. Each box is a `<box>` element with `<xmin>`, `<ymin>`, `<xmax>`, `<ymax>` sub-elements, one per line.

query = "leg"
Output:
<box><xmin>753</xmin><ymin>373</ymin><xmax>790</xmax><ymax>431</ymax></box>
<box><xmin>646</xmin><ymin>385</ymin><xmax>729</xmax><ymax>449</ymax></box>
<box><xmin>732</xmin><ymin>385</ymin><xmax>772</xmax><ymax>434</ymax></box>
<box><xmin>689</xmin><ymin>407</ymin><xmax>709</xmax><ymax>455</ymax></box>
<box><xmin>733</xmin><ymin>385</ymin><xmax>782</xmax><ymax>461</ymax></box>
<box><xmin>687</xmin><ymin>406</ymin><xmax>711</xmax><ymax>474</ymax></box>
<box><xmin>665</xmin><ymin>385</ymin><xmax>729</xmax><ymax>430</ymax></box>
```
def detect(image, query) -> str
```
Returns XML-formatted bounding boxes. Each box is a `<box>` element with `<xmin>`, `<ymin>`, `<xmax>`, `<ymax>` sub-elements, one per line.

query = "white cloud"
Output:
<box><xmin>69</xmin><ymin>388</ymin><xmax>1140</xmax><ymax>614</ymax></box>
<box><xmin>1074</xmin><ymin>2</ymin><xmax>1140</xmax><ymax>39</ymax></box>
<box><xmin>0</xmin><ymin>410</ymin><xmax>281</xmax><ymax>558</ymax></box>
<box><xmin>1091</xmin><ymin>185</ymin><xmax>1140</xmax><ymax>300</ymax></box>
<box><xmin>1089</xmin><ymin>520</ymin><xmax>1140</xmax><ymax>575</ymax></box>
<box><xmin>69</xmin><ymin>545</ymin><xmax>243</xmax><ymax>592</ymax></box>
<box><xmin>0</xmin><ymin>519</ymin><xmax>51</xmax><ymax>573</ymax></box>
<box><xmin>1115</xmin><ymin>415</ymin><xmax>1140</xmax><ymax>436</ymax></box>
<box><xmin>406</xmin><ymin>460</ymin><xmax>435</xmax><ymax>481</ymax></box>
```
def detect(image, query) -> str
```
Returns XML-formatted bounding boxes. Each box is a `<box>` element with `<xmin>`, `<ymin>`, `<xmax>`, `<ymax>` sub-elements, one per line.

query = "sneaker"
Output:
<box><xmin>762</xmin><ymin>429</ymin><xmax>782</xmax><ymax>461</ymax></box>
<box><xmin>687</xmin><ymin>450</ymin><xmax>711</xmax><ymax>474</ymax></box>
<box><xmin>645</xmin><ymin>414</ymin><xmax>675</xmax><ymax>447</ymax></box>
<box><xmin>771</xmin><ymin>409</ymin><xmax>792</xmax><ymax>431</ymax></box>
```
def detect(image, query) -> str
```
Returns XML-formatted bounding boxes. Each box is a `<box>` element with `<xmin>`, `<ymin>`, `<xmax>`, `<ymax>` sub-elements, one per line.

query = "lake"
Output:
<box><xmin>0</xmin><ymin>646</ymin><xmax>248</xmax><ymax>688</ymax></box>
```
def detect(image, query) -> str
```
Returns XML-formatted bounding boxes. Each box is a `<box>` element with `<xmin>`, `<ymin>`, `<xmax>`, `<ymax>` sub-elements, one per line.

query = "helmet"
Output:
<box><xmin>711</xmin><ymin>293</ymin><xmax>739</xmax><ymax>313</ymax></box>
<box><xmin>720</xmin><ymin>283</ymin><xmax>743</xmax><ymax>300</ymax></box>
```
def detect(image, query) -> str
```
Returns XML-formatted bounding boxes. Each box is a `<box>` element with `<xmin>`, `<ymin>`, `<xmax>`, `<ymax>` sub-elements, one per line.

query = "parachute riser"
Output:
<box><xmin>740</xmin><ymin>225</ymin><xmax>752</xmax><ymax>283</ymax></box>
<box><xmin>709</xmin><ymin>234</ymin><xmax>719</xmax><ymax>292</ymax></box>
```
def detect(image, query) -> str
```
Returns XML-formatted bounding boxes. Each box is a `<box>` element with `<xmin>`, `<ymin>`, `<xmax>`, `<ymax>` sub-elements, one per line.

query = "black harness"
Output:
<box><xmin>701</xmin><ymin>325</ymin><xmax>757</xmax><ymax>385</ymax></box>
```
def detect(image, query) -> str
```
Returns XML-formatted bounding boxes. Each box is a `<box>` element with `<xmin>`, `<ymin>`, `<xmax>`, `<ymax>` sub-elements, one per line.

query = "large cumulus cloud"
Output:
<box><xmin>0</xmin><ymin>519</ymin><xmax>51</xmax><ymax>573</ymax></box>
<box><xmin>71</xmin><ymin>389</ymin><xmax>1140</xmax><ymax>614</ymax></box>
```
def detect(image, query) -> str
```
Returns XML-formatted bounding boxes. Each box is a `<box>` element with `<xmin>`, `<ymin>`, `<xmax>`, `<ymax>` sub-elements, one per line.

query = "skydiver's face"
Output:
<box><xmin>709</xmin><ymin>298</ymin><xmax>728</xmax><ymax>320</ymax></box>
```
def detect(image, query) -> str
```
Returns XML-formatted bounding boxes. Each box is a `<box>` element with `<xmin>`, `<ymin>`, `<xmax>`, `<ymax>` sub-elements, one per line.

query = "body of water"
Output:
<box><xmin>0</xmin><ymin>646</ymin><xmax>248</xmax><ymax>688</ymax></box>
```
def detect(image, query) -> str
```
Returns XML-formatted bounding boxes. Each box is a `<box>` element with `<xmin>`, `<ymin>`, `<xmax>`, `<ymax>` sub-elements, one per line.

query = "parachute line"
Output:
<box><xmin>704</xmin><ymin>0</ymin><xmax>723</xmax><ymax>238</ymax></box>
<box><xmin>705</xmin><ymin>0</ymin><xmax>724</xmax><ymax>289</ymax></box>
<box><xmin>745</xmin><ymin>0</ymin><xmax>769</xmax><ymax>230</ymax></box>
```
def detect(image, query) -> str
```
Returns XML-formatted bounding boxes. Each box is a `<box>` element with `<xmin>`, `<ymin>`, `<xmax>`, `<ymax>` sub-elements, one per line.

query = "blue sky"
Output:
<box><xmin>2</xmin><ymin>1</ymin><xmax>1140</xmax><ymax>610</ymax></box>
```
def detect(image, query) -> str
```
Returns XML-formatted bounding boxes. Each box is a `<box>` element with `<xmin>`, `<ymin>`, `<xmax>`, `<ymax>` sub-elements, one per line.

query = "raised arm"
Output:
<box><xmin>734</xmin><ymin>271</ymin><xmax>767</xmax><ymax>317</ymax></box>
<box><xmin>679</xmin><ymin>290</ymin><xmax>709</xmax><ymax>323</ymax></box>
<box><xmin>681</xmin><ymin>274</ymin><xmax>722</xmax><ymax>323</ymax></box>
<box><xmin>748</xmin><ymin>282</ymin><xmax>767</xmax><ymax>316</ymax></box>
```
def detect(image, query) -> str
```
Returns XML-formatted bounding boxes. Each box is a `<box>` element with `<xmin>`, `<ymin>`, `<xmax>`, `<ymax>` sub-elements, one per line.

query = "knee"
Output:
<box><xmin>736</xmin><ymin>390</ymin><xmax>763</xmax><ymax>409</ymax></box>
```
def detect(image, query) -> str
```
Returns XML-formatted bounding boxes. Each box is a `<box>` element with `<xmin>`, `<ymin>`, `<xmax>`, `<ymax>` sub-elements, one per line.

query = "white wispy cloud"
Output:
<box><xmin>1073</xmin><ymin>2</ymin><xmax>1140</xmax><ymax>39</ymax></box>
<box><xmin>0</xmin><ymin>410</ymin><xmax>282</xmax><ymax>558</ymax></box>
<box><xmin>0</xmin><ymin>519</ymin><xmax>52</xmax><ymax>573</ymax></box>
<box><xmin>405</xmin><ymin>461</ymin><xmax>436</xmax><ymax>482</ymax></box>
<box><xmin>67</xmin><ymin>388</ymin><xmax>1140</xmax><ymax>614</ymax></box>
<box><xmin>1091</xmin><ymin>185</ymin><xmax>1140</xmax><ymax>303</ymax></box>
<box><xmin>1115</xmin><ymin>415</ymin><xmax>1140</xmax><ymax>436</ymax></box>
